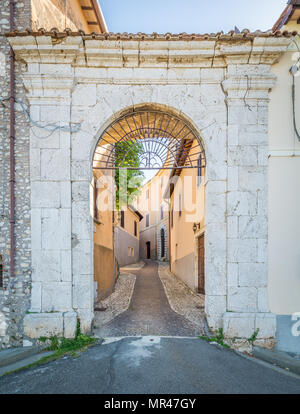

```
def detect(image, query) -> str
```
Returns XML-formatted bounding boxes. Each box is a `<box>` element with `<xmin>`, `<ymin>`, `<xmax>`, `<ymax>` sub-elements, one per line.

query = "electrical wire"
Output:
<box><xmin>292</xmin><ymin>74</ymin><xmax>300</xmax><ymax>142</ymax></box>
<box><xmin>290</xmin><ymin>33</ymin><xmax>300</xmax><ymax>142</ymax></box>
<box><xmin>0</xmin><ymin>96</ymin><xmax>81</xmax><ymax>135</ymax></box>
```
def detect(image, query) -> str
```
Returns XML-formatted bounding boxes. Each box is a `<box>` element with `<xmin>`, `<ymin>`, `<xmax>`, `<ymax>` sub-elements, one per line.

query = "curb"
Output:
<box><xmin>0</xmin><ymin>346</ymin><xmax>42</xmax><ymax>368</ymax></box>
<box><xmin>253</xmin><ymin>346</ymin><xmax>300</xmax><ymax>376</ymax></box>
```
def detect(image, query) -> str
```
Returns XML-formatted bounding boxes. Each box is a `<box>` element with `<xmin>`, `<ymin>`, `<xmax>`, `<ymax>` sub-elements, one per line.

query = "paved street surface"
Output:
<box><xmin>0</xmin><ymin>337</ymin><xmax>300</xmax><ymax>394</ymax></box>
<box><xmin>96</xmin><ymin>261</ymin><xmax>205</xmax><ymax>337</ymax></box>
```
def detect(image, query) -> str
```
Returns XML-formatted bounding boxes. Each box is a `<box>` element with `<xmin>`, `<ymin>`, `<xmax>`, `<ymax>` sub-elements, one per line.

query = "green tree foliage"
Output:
<box><xmin>114</xmin><ymin>140</ymin><xmax>145</xmax><ymax>209</ymax></box>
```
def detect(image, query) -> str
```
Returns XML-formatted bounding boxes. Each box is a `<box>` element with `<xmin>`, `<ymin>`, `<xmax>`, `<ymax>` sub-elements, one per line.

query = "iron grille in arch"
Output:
<box><xmin>93</xmin><ymin>110</ymin><xmax>206</xmax><ymax>171</ymax></box>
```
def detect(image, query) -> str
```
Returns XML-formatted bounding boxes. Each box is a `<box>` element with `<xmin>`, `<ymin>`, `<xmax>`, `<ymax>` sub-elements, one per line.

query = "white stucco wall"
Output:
<box><xmin>268</xmin><ymin>35</ymin><xmax>300</xmax><ymax>316</ymax></box>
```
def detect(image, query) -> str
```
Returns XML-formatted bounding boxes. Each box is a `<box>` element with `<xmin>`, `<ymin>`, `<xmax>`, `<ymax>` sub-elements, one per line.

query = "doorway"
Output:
<box><xmin>197</xmin><ymin>234</ymin><xmax>205</xmax><ymax>294</ymax></box>
<box><xmin>146</xmin><ymin>241</ymin><xmax>151</xmax><ymax>259</ymax></box>
<box><xmin>160</xmin><ymin>228</ymin><xmax>165</xmax><ymax>259</ymax></box>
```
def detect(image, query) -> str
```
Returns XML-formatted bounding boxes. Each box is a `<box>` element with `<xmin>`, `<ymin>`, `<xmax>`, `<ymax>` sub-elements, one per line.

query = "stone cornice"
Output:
<box><xmin>7</xmin><ymin>35</ymin><xmax>293</xmax><ymax>68</ymax></box>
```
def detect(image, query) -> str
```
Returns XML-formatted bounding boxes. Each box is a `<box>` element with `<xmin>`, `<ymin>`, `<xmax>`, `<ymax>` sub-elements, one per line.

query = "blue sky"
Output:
<box><xmin>100</xmin><ymin>0</ymin><xmax>287</xmax><ymax>34</ymax></box>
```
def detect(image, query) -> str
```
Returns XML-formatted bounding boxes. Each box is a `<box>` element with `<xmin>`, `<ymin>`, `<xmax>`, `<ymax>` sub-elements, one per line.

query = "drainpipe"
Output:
<box><xmin>9</xmin><ymin>0</ymin><xmax>15</xmax><ymax>279</ymax></box>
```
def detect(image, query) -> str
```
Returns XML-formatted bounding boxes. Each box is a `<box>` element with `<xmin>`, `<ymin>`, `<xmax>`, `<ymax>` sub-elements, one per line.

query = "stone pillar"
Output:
<box><xmin>222</xmin><ymin>64</ymin><xmax>277</xmax><ymax>344</ymax></box>
<box><xmin>23</xmin><ymin>70</ymin><xmax>77</xmax><ymax>340</ymax></box>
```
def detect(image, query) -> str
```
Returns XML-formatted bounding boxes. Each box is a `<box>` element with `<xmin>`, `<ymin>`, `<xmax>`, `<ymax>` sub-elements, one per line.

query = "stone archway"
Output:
<box><xmin>16</xmin><ymin>29</ymin><xmax>281</xmax><ymax>344</ymax></box>
<box><xmin>88</xmin><ymin>103</ymin><xmax>221</xmax><ymax>328</ymax></box>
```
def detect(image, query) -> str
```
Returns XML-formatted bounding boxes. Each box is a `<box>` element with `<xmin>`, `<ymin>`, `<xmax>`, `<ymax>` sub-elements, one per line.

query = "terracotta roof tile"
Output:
<box><xmin>5</xmin><ymin>28</ymin><xmax>298</xmax><ymax>40</ymax></box>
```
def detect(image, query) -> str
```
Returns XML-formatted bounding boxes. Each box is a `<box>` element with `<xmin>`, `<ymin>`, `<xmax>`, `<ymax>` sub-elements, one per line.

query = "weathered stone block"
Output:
<box><xmin>63</xmin><ymin>311</ymin><xmax>77</xmax><ymax>339</ymax></box>
<box><xmin>205</xmin><ymin>259</ymin><xmax>226</xmax><ymax>296</ymax></box>
<box><xmin>223</xmin><ymin>312</ymin><xmax>255</xmax><ymax>338</ymax></box>
<box><xmin>24</xmin><ymin>313</ymin><xmax>64</xmax><ymax>339</ymax></box>
<box><xmin>258</xmin><ymin>287</ymin><xmax>269</xmax><ymax>312</ymax></box>
<box><xmin>238</xmin><ymin>215</ymin><xmax>267</xmax><ymax>239</ymax></box>
<box><xmin>228</xmin><ymin>286</ymin><xmax>257</xmax><ymax>312</ymax></box>
<box><xmin>41</xmin><ymin>208</ymin><xmax>71</xmax><ymax>250</ymax></box>
<box><xmin>76</xmin><ymin>309</ymin><xmax>93</xmax><ymax>334</ymax></box>
<box><xmin>31</xmin><ymin>182</ymin><xmax>60</xmax><ymax>208</ymax></box>
<box><xmin>40</xmin><ymin>149</ymin><xmax>70</xmax><ymax>181</ymax></box>
<box><xmin>42</xmin><ymin>282</ymin><xmax>72</xmax><ymax>312</ymax></box>
<box><xmin>238</xmin><ymin>166</ymin><xmax>267</xmax><ymax>193</ymax></box>
<box><xmin>227</xmin><ymin>216</ymin><xmax>238</xmax><ymax>239</ymax></box>
<box><xmin>227</xmin><ymin>263</ymin><xmax>238</xmax><ymax>287</ymax></box>
<box><xmin>32</xmin><ymin>250</ymin><xmax>61</xmax><ymax>282</ymax></box>
<box><xmin>227</xmin><ymin>166</ymin><xmax>238</xmax><ymax>191</ymax></box>
<box><xmin>227</xmin><ymin>238</ymin><xmax>257</xmax><ymax>263</ymax></box>
<box><xmin>30</xmin><ymin>282</ymin><xmax>42</xmax><ymax>312</ymax></box>
<box><xmin>255</xmin><ymin>313</ymin><xmax>276</xmax><ymax>338</ymax></box>
<box><xmin>73</xmin><ymin>84</ymin><xmax>97</xmax><ymax>106</ymax></box>
<box><xmin>239</xmin><ymin>263</ymin><xmax>267</xmax><ymax>287</ymax></box>
<box><xmin>228</xmin><ymin>145</ymin><xmax>258</xmax><ymax>166</ymax></box>
<box><xmin>31</xmin><ymin>209</ymin><xmax>41</xmax><ymax>250</ymax></box>
<box><xmin>205</xmin><ymin>295</ymin><xmax>226</xmax><ymax>330</ymax></box>
<box><xmin>227</xmin><ymin>191</ymin><xmax>257</xmax><ymax>216</ymax></box>
<box><xmin>72</xmin><ymin>240</ymin><xmax>93</xmax><ymax>275</ymax></box>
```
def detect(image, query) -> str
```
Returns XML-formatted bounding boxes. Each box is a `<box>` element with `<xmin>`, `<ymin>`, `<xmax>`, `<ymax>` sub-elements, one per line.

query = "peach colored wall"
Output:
<box><xmin>92</xmin><ymin>167</ymin><xmax>114</xmax><ymax>300</ymax></box>
<box><xmin>31</xmin><ymin>0</ymin><xmax>90</xmax><ymax>32</ymax></box>
<box><xmin>169</xmin><ymin>142</ymin><xmax>205</xmax><ymax>290</ymax></box>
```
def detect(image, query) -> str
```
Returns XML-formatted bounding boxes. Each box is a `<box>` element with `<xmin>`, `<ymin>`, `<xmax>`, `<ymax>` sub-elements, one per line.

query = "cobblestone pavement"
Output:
<box><xmin>158</xmin><ymin>263</ymin><xmax>208</xmax><ymax>333</ymax></box>
<box><xmin>94</xmin><ymin>261</ymin><xmax>205</xmax><ymax>337</ymax></box>
<box><xmin>93</xmin><ymin>272</ymin><xmax>136</xmax><ymax>332</ymax></box>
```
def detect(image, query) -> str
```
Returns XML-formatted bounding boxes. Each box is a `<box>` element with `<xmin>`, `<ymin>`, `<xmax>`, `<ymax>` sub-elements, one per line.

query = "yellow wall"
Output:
<box><xmin>31</xmin><ymin>0</ymin><xmax>90</xmax><ymax>32</ymax></box>
<box><xmin>169</xmin><ymin>142</ymin><xmax>205</xmax><ymax>289</ymax></box>
<box><xmin>92</xmin><ymin>171</ymin><xmax>113</xmax><ymax>250</ymax></box>
<box><xmin>92</xmin><ymin>166</ymin><xmax>114</xmax><ymax>300</ymax></box>
<box><xmin>268</xmin><ymin>24</ymin><xmax>300</xmax><ymax>315</ymax></box>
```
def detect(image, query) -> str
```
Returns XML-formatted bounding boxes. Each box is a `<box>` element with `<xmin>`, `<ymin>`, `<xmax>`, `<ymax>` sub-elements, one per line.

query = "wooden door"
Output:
<box><xmin>198</xmin><ymin>234</ymin><xmax>205</xmax><ymax>294</ymax></box>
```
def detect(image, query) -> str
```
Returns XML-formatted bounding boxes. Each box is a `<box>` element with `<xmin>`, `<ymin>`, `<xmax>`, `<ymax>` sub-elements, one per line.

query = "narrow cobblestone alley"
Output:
<box><xmin>94</xmin><ymin>261</ymin><xmax>206</xmax><ymax>338</ymax></box>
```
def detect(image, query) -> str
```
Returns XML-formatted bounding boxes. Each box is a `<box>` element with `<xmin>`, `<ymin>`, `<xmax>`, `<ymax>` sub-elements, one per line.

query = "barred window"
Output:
<box><xmin>197</xmin><ymin>156</ymin><xmax>202</xmax><ymax>187</ymax></box>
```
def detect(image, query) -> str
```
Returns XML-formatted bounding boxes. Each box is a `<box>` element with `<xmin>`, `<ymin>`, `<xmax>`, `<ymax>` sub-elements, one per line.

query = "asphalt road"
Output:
<box><xmin>0</xmin><ymin>337</ymin><xmax>300</xmax><ymax>394</ymax></box>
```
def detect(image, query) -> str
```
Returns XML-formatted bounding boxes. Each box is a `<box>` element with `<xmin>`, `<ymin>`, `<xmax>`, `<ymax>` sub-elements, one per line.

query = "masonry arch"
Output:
<box><xmin>90</xmin><ymin>103</ymin><xmax>210</xmax><ymax>316</ymax></box>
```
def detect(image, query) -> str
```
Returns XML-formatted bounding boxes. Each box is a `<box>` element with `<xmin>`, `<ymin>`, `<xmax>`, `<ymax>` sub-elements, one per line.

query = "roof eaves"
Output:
<box><xmin>5</xmin><ymin>29</ymin><xmax>297</xmax><ymax>40</ymax></box>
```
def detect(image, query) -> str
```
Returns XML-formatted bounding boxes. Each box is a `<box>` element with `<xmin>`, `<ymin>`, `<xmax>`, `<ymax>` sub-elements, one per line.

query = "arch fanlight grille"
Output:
<box><xmin>93</xmin><ymin>110</ymin><xmax>206</xmax><ymax>171</ymax></box>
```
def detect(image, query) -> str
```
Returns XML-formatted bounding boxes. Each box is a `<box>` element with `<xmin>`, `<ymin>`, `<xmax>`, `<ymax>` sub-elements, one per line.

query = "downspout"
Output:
<box><xmin>9</xmin><ymin>0</ymin><xmax>15</xmax><ymax>279</ymax></box>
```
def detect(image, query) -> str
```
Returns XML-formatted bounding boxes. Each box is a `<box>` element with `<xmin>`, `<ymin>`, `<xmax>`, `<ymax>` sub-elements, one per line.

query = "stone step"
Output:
<box><xmin>0</xmin><ymin>346</ymin><xmax>42</xmax><ymax>368</ymax></box>
<box><xmin>0</xmin><ymin>351</ymin><xmax>54</xmax><ymax>377</ymax></box>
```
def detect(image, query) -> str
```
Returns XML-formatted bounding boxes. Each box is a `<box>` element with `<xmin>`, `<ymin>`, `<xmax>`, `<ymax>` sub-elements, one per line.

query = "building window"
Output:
<box><xmin>0</xmin><ymin>255</ymin><xmax>3</xmax><ymax>288</ymax></box>
<box><xmin>197</xmin><ymin>156</ymin><xmax>202</xmax><ymax>187</ymax></box>
<box><xmin>179</xmin><ymin>194</ymin><xmax>182</xmax><ymax>217</ymax></box>
<box><xmin>160</xmin><ymin>204</ymin><xmax>164</xmax><ymax>220</ymax></box>
<box><xmin>146</xmin><ymin>214</ymin><xmax>150</xmax><ymax>227</ymax></box>
<box><xmin>120</xmin><ymin>210</ymin><xmax>125</xmax><ymax>228</ymax></box>
<box><xmin>146</xmin><ymin>189</ymin><xmax>149</xmax><ymax>199</ymax></box>
<box><xmin>134</xmin><ymin>221</ymin><xmax>137</xmax><ymax>237</ymax></box>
